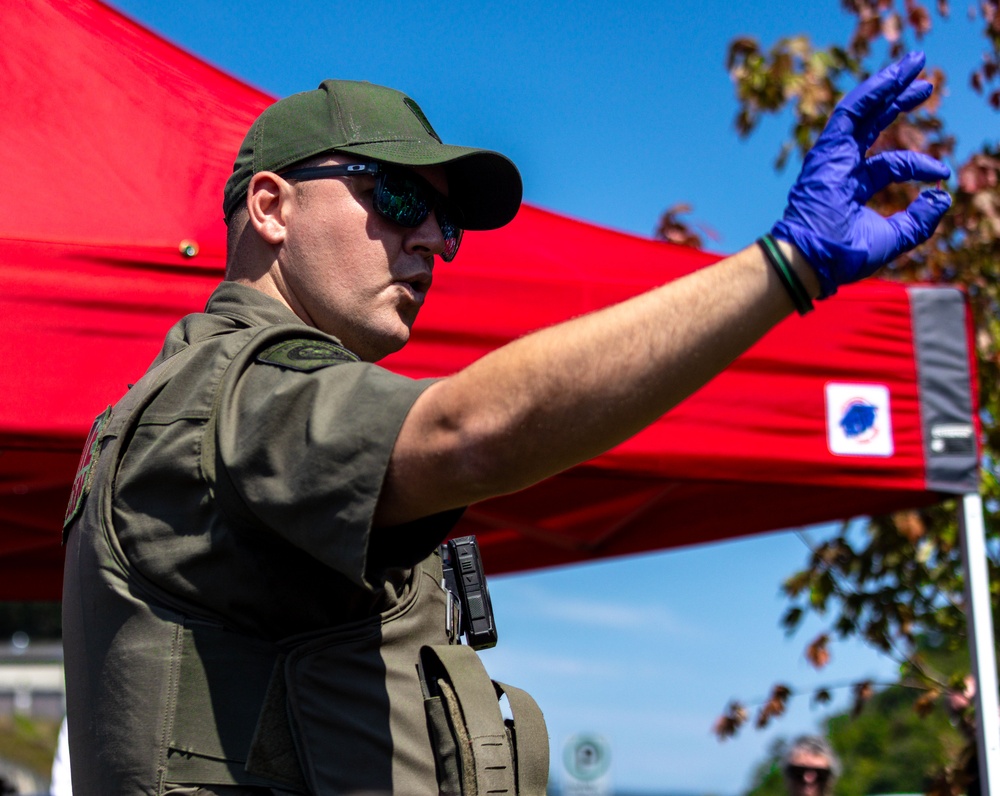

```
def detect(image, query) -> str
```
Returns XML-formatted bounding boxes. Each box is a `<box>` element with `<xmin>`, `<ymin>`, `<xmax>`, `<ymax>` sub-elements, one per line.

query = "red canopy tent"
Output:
<box><xmin>3</xmin><ymin>0</ymin><xmax>998</xmax><ymax>789</ymax></box>
<box><xmin>0</xmin><ymin>0</ymin><xmax>980</xmax><ymax>595</ymax></box>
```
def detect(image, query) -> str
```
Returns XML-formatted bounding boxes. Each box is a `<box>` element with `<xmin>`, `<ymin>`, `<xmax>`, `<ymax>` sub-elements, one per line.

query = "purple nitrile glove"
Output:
<box><xmin>771</xmin><ymin>51</ymin><xmax>952</xmax><ymax>298</ymax></box>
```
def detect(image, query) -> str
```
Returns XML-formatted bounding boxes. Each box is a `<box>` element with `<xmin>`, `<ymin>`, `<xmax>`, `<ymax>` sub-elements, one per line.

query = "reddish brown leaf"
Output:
<box><xmin>655</xmin><ymin>204</ymin><xmax>707</xmax><ymax>249</ymax></box>
<box><xmin>712</xmin><ymin>715</ymin><xmax>735</xmax><ymax>739</ymax></box>
<box><xmin>756</xmin><ymin>684</ymin><xmax>792</xmax><ymax>728</ymax></box>
<box><xmin>958</xmin><ymin>153</ymin><xmax>1000</xmax><ymax>193</ymax></box>
<box><xmin>920</xmin><ymin>67</ymin><xmax>946</xmax><ymax>113</ymax></box>
<box><xmin>914</xmin><ymin>688</ymin><xmax>941</xmax><ymax>717</ymax></box>
<box><xmin>893</xmin><ymin>510</ymin><xmax>926</xmax><ymax>543</ymax></box>
<box><xmin>806</xmin><ymin>634</ymin><xmax>832</xmax><ymax>669</ymax></box>
<box><xmin>883</xmin><ymin>11</ymin><xmax>903</xmax><ymax>41</ymax></box>
<box><xmin>812</xmin><ymin>688</ymin><xmax>833</xmax><ymax>706</ymax></box>
<box><xmin>712</xmin><ymin>701</ymin><xmax>749</xmax><ymax>740</ymax></box>
<box><xmin>857</xmin><ymin>15</ymin><xmax>882</xmax><ymax>42</ymax></box>
<box><xmin>906</xmin><ymin>0</ymin><xmax>933</xmax><ymax>34</ymax></box>
<box><xmin>726</xmin><ymin>37</ymin><xmax>760</xmax><ymax>70</ymax></box>
<box><xmin>852</xmin><ymin>680</ymin><xmax>875</xmax><ymax>716</ymax></box>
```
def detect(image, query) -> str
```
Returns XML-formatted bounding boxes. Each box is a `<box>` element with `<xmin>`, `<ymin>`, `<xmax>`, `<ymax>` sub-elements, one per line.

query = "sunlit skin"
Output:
<box><xmin>784</xmin><ymin>751</ymin><xmax>834</xmax><ymax>796</ymax></box>
<box><xmin>246</xmin><ymin>155</ymin><xmax>450</xmax><ymax>362</ymax></box>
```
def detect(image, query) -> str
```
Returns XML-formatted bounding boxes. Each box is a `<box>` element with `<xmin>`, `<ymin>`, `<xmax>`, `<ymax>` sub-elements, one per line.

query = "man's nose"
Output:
<box><xmin>405</xmin><ymin>212</ymin><xmax>446</xmax><ymax>260</ymax></box>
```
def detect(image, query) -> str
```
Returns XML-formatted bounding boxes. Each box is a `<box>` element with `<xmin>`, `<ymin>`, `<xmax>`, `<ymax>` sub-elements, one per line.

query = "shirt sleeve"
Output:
<box><xmin>215</xmin><ymin>354</ymin><xmax>448</xmax><ymax>590</ymax></box>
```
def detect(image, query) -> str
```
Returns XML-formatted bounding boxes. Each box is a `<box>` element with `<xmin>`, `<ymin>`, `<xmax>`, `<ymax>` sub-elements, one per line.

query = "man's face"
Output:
<box><xmin>784</xmin><ymin>750</ymin><xmax>833</xmax><ymax>796</ymax></box>
<box><xmin>276</xmin><ymin>155</ymin><xmax>450</xmax><ymax>362</ymax></box>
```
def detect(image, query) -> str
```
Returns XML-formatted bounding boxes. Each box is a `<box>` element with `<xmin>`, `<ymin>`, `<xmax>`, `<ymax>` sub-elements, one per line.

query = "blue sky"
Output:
<box><xmin>104</xmin><ymin>1</ymin><xmax>993</xmax><ymax>793</ymax></box>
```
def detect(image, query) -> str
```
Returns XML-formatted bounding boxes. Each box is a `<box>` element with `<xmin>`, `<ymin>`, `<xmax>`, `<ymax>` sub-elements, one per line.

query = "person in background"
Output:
<box><xmin>782</xmin><ymin>735</ymin><xmax>840</xmax><ymax>796</ymax></box>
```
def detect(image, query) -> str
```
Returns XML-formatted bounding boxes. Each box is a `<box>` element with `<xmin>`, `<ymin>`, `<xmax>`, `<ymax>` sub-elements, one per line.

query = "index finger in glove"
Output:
<box><xmin>862</xmin><ymin>80</ymin><xmax>934</xmax><ymax>149</ymax></box>
<box><xmin>827</xmin><ymin>51</ymin><xmax>926</xmax><ymax>137</ymax></box>
<box><xmin>857</xmin><ymin>150</ymin><xmax>951</xmax><ymax>203</ymax></box>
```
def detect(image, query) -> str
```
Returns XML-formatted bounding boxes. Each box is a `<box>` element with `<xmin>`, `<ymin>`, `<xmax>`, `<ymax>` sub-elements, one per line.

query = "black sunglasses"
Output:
<box><xmin>279</xmin><ymin>162</ymin><xmax>463</xmax><ymax>262</ymax></box>
<box><xmin>785</xmin><ymin>765</ymin><xmax>832</xmax><ymax>784</ymax></box>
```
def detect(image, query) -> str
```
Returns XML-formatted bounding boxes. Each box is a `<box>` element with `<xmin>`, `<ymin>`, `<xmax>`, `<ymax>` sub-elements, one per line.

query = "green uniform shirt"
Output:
<box><xmin>63</xmin><ymin>281</ymin><xmax>463</xmax><ymax>795</ymax></box>
<box><xmin>111</xmin><ymin>281</ymin><xmax>458</xmax><ymax>639</ymax></box>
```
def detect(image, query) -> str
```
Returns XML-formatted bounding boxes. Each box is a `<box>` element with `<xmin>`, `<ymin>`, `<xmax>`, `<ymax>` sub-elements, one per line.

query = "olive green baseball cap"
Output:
<box><xmin>223</xmin><ymin>79</ymin><xmax>522</xmax><ymax>230</ymax></box>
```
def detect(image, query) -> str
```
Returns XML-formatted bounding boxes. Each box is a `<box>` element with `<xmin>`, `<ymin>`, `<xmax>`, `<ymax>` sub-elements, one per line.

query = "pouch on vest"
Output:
<box><xmin>420</xmin><ymin>644</ymin><xmax>548</xmax><ymax>796</ymax></box>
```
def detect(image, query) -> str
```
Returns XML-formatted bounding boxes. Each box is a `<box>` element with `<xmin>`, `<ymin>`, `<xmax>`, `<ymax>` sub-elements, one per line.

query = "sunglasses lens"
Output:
<box><xmin>375</xmin><ymin>170</ymin><xmax>432</xmax><ymax>227</ymax></box>
<box><xmin>436</xmin><ymin>207</ymin><xmax>463</xmax><ymax>263</ymax></box>
<box><xmin>786</xmin><ymin>766</ymin><xmax>830</xmax><ymax>784</ymax></box>
<box><xmin>375</xmin><ymin>169</ymin><xmax>463</xmax><ymax>262</ymax></box>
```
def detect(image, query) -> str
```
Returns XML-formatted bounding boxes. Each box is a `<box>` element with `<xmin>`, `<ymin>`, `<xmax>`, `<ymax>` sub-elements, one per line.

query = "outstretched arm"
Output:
<box><xmin>375</xmin><ymin>52</ymin><xmax>951</xmax><ymax>527</ymax></box>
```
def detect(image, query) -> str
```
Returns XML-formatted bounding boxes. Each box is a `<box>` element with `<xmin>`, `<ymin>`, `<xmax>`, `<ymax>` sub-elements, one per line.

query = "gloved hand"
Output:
<box><xmin>771</xmin><ymin>51</ymin><xmax>952</xmax><ymax>298</ymax></box>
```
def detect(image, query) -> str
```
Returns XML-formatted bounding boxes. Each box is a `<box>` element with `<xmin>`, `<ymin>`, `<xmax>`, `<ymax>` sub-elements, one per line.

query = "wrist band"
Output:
<box><xmin>757</xmin><ymin>234</ymin><xmax>814</xmax><ymax>316</ymax></box>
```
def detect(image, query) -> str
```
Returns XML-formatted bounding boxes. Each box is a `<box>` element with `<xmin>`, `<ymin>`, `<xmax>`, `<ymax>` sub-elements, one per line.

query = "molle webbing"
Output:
<box><xmin>495</xmin><ymin>681</ymin><xmax>549</xmax><ymax>795</ymax></box>
<box><xmin>420</xmin><ymin>645</ymin><xmax>549</xmax><ymax>796</ymax></box>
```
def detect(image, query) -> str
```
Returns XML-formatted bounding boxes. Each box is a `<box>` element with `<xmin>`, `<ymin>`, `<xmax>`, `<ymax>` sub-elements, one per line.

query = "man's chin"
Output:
<box><xmin>361</xmin><ymin>327</ymin><xmax>412</xmax><ymax>363</ymax></box>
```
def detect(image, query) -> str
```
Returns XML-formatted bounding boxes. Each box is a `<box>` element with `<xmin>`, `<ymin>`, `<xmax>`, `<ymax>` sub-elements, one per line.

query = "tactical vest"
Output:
<box><xmin>62</xmin><ymin>324</ymin><xmax>548</xmax><ymax>796</ymax></box>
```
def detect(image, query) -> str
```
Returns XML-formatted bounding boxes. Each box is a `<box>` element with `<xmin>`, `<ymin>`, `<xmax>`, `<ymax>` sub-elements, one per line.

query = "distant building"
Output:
<box><xmin>0</xmin><ymin>638</ymin><xmax>64</xmax><ymax>719</ymax></box>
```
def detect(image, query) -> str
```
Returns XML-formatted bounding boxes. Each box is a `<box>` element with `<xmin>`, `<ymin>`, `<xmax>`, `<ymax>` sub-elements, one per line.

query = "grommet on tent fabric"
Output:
<box><xmin>179</xmin><ymin>240</ymin><xmax>199</xmax><ymax>258</ymax></box>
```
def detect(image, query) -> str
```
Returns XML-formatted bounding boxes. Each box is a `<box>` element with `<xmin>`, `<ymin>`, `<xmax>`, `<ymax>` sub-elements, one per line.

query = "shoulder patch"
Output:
<box><xmin>63</xmin><ymin>406</ymin><xmax>112</xmax><ymax>533</ymax></box>
<box><xmin>257</xmin><ymin>339</ymin><xmax>359</xmax><ymax>372</ymax></box>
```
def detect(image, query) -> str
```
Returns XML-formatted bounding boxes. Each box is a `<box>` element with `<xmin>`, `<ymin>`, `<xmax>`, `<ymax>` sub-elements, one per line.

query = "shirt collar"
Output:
<box><xmin>204</xmin><ymin>281</ymin><xmax>307</xmax><ymax>329</ymax></box>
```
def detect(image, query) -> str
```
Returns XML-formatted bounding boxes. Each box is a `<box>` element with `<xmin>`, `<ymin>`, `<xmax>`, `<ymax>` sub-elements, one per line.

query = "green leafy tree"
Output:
<box><xmin>743</xmin><ymin>677</ymin><xmax>965</xmax><ymax>796</ymax></box>
<box><xmin>692</xmin><ymin>3</ymin><xmax>1000</xmax><ymax>794</ymax></box>
<box><xmin>743</xmin><ymin>738</ymin><xmax>790</xmax><ymax>796</ymax></box>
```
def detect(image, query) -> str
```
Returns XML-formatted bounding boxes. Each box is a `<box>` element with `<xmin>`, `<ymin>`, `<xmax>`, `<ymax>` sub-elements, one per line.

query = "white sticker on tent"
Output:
<box><xmin>825</xmin><ymin>383</ymin><xmax>894</xmax><ymax>457</ymax></box>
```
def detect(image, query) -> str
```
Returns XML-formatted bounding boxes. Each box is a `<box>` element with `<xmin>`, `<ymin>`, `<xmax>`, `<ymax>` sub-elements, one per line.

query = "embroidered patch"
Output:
<box><xmin>257</xmin><ymin>340</ymin><xmax>359</xmax><ymax>372</ymax></box>
<box><xmin>63</xmin><ymin>406</ymin><xmax>112</xmax><ymax>531</ymax></box>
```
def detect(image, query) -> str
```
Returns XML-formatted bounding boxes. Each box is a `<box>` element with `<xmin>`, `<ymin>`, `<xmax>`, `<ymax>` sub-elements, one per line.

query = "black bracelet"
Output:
<box><xmin>757</xmin><ymin>234</ymin><xmax>814</xmax><ymax>316</ymax></box>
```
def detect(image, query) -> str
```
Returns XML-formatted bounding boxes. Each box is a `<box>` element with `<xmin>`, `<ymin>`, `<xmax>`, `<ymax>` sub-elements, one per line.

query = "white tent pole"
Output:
<box><xmin>959</xmin><ymin>491</ymin><xmax>1000</xmax><ymax>796</ymax></box>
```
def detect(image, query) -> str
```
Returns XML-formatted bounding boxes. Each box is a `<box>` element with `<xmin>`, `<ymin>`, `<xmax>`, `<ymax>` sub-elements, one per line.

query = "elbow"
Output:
<box><xmin>406</xmin><ymin>384</ymin><xmax>534</xmax><ymax>505</ymax></box>
<box><xmin>426</xmin><ymin>410</ymin><xmax>521</xmax><ymax>504</ymax></box>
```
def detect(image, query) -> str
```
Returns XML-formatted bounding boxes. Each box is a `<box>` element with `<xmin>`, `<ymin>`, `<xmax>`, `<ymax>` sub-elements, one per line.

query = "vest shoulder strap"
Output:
<box><xmin>420</xmin><ymin>644</ymin><xmax>549</xmax><ymax>796</ymax></box>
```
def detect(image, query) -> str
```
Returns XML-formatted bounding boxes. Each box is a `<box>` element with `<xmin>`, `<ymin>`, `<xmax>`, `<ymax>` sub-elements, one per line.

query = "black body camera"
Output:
<box><xmin>440</xmin><ymin>535</ymin><xmax>498</xmax><ymax>650</ymax></box>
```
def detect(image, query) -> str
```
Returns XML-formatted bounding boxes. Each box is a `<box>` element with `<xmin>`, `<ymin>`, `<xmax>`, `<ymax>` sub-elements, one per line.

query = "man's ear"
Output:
<box><xmin>246</xmin><ymin>172</ymin><xmax>292</xmax><ymax>245</ymax></box>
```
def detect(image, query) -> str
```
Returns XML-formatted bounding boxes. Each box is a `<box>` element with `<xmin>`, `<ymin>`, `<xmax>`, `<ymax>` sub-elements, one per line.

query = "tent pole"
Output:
<box><xmin>959</xmin><ymin>491</ymin><xmax>999</xmax><ymax>796</ymax></box>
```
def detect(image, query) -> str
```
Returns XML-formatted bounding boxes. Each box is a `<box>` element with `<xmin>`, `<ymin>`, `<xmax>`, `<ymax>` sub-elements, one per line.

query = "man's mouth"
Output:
<box><xmin>395</xmin><ymin>270</ymin><xmax>432</xmax><ymax>300</ymax></box>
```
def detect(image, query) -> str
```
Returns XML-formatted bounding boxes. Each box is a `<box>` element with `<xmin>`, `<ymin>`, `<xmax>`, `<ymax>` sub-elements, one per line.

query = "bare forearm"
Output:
<box><xmin>376</xmin><ymin>241</ymin><xmax>817</xmax><ymax>525</ymax></box>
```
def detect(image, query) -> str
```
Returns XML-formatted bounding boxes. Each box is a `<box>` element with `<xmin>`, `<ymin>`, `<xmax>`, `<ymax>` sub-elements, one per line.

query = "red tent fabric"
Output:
<box><xmin>0</xmin><ymin>0</ymin><xmax>979</xmax><ymax>598</ymax></box>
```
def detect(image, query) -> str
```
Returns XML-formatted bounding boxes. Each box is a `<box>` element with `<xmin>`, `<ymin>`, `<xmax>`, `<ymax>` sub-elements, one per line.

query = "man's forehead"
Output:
<box><xmin>787</xmin><ymin>750</ymin><xmax>830</xmax><ymax>766</ymax></box>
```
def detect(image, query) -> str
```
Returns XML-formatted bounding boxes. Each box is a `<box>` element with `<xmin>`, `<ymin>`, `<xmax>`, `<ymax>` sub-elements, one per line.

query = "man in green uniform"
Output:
<box><xmin>63</xmin><ymin>52</ymin><xmax>951</xmax><ymax>796</ymax></box>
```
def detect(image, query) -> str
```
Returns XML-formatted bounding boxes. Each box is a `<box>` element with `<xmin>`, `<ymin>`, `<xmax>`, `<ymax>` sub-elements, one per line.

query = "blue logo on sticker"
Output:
<box><xmin>840</xmin><ymin>401</ymin><xmax>877</xmax><ymax>438</ymax></box>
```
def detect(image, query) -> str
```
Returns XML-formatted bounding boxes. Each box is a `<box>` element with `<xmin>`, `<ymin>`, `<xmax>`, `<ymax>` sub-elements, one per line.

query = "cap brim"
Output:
<box><xmin>336</xmin><ymin>142</ymin><xmax>522</xmax><ymax>231</ymax></box>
